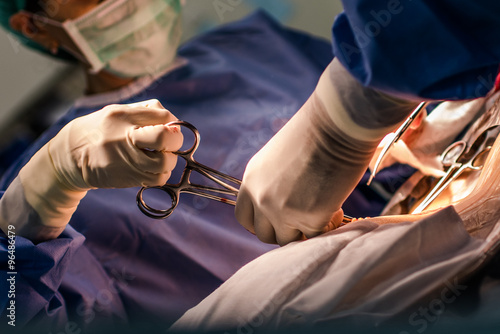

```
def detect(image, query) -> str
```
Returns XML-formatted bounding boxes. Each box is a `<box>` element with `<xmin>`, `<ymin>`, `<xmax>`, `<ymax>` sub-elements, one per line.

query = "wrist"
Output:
<box><xmin>48</xmin><ymin>121</ymin><xmax>95</xmax><ymax>191</ymax></box>
<box><xmin>0</xmin><ymin>177</ymin><xmax>67</xmax><ymax>242</ymax></box>
<box><xmin>19</xmin><ymin>144</ymin><xmax>87</xmax><ymax>229</ymax></box>
<box><xmin>315</xmin><ymin>59</ymin><xmax>419</xmax><ymax>142</ymax></box>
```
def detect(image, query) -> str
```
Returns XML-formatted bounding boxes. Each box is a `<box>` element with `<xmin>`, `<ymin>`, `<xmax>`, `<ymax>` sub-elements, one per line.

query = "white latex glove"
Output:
<box><xmin>235</xmin><ymin>59</ymin><xmax>420</xmax><ymax>245</ymax></box>
<box><xmin>18</xmin><ymin>99</ymin><xmax>183</xmax><ymax>233</ymax></box>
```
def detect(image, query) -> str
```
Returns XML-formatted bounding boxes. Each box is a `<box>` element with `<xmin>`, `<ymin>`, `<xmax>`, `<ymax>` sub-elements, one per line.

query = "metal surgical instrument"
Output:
<box><xmin>137</xmin><ymin>121</ymin><xmax>357</xmax><ymax>224</ymax></box>
<box><xmin>137</xmin><ymin>121</ymin><xmax>241</xmax><ymax>219</ymax></box>
<box><xmin>411</xmin><ymin>125</ymin><xmax>499</xmax><ymax>214</ymax></box>
<box><xmin>368</xmin><ymin>101</ymin><xmax>428</xmax><ymax>186</ymax></box>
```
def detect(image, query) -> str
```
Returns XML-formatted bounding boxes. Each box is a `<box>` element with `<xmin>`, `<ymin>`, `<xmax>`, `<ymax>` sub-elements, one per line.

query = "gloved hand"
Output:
<box><xmin>18</xmin><ymin>99</ymin><xmax>183</xmax><ymax>232</ymax></box>
<box><xmin>235</xmin><ymin>59</ymin><xmax>420</xmax><ymax>245</ymax></box>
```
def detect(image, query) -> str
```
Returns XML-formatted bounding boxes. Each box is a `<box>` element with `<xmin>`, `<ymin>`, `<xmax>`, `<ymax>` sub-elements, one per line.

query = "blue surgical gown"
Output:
<box><xmin>332</xmin><ymin>0</ymin><xmax>500</xmax><ymax>100</ymax></box>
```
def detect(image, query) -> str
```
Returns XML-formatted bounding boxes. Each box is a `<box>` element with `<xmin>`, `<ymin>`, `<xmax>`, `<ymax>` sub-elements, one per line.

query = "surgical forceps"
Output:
<box><xmin>137</xmin><ymin>121</ymin><xmax>356</xmax><ymax>225</ymax></box>
<box><xmin>411</xmin><ymin>125</ymin><xmax>499</xmax><ymax>214</ymax></box>
<box><xmin>137</xmin><ymin>121</ymin><xmax>241</xmax><ymax>219</ymax></box>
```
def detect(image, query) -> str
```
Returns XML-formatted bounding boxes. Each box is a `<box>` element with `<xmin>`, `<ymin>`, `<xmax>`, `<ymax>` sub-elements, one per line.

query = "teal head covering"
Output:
<box><xmin>0</xmin><ymin>0</ymin><xmax>31</xmax><ymax>47</ymax></box>
<box><xmin>0</xmin><ymin>0</ymin><xmax>24</xmax><ymax>28</ymax></box>
<box><xmin>0</xmin><ymin>0</ymin><xmax>74</xmax><ymax>59</ymax></box>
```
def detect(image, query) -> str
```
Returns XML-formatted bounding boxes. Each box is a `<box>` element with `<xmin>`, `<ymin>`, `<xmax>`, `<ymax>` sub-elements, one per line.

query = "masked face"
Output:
<box><xmin>34</xmin><ymin>0</ymin><xmax>183</xmax><ymax>78</ymax></box>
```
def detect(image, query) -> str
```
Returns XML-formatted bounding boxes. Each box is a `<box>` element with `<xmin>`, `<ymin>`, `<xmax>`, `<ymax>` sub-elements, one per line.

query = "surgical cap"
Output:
<box><xmin>0</xmin><ymin>0</ymin><xmax>74</xmax><ymax>59</ymax></box>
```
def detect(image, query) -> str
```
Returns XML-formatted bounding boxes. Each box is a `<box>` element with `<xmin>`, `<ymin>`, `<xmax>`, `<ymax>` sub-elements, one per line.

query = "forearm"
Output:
<box><xmin>0</xmin><ymin>143</ymin><xmax>87</xmax><ymax>243</ymax></box>
<box><xmin>310</xmin><ymin>58</ymin><xmax>421</xmax><ymax>210</ymax></box>
<box><xmin>318</xmin><ymin>59</ymin><xmax>421</xmax><ymax>138</ymax></box>
<box><xmin>0</xmin><ymin>177</ymin><xmax>69</xmax><ymax>242</ymax></box>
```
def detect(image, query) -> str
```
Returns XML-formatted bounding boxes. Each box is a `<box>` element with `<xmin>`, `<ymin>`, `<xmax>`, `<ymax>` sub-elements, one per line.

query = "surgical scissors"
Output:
<box><xmin>137</xmin><ymin>121</ymin><xmax>357</xmax><ymax>225</ymax></box>
<box><xmin>411</xmin><ymin>125</ymin><xmax>499</xmax><ymax>213</ymax></box>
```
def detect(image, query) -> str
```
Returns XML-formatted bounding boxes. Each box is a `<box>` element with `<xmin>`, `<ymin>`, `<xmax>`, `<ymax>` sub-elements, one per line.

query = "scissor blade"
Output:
<box><xmin>367</xmin><ymin>101</ymin><xmax>428</xmax><ymax>186</ymax></box>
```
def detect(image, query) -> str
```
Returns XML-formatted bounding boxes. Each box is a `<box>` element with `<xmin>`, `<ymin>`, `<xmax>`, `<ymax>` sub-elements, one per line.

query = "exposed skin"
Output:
<box><xmin>9</xmin><ymin>0</ymin><xmax>134</xmax><ymax>94</ymax></box>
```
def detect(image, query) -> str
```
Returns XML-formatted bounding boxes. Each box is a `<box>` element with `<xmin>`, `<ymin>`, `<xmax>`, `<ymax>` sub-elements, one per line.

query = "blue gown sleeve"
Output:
<box><xmin>331</xmin><ymin>0</ymin><xmax>500</xmax><ymax>100</ymax></box>
<box><xmin>0</xmin><ymin>190</ymin><xmax>86</xmax><ymax>329</ymax></box>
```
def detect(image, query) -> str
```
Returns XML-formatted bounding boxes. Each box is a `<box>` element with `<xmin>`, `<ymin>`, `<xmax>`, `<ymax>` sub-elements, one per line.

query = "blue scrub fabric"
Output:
<box><xmin>0</xmin><ymin>11</ymin><xmax>363</xmax><ymax>333</ymax></box>
<box><xmin>332</xmin><ymin>0</ymin><xmax>500</xmax><ymax>100</ymax></box>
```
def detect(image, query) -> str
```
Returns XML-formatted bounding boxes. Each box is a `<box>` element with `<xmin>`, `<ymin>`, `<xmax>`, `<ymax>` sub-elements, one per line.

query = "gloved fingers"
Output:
<box><xmin>127</xmin><ymin>123</ymin><xmax>182</xmax><ymax>180</ymax></box>
<box><xmin>235</xmin><ymin>190</ymin><xmax>279</xmax><ymax>243</ymax></box>
<box><xmin>130</xmin><ymin>124</ymin><xmax>184</xmax><ymax>152</ymax></box>
<box><xmin>135</xmin><ymin>168</ymin><xmax>173</xmax><ymax>188</ymax></box>
<box><xmin>253</xmin><ymin>213</ymin><xmax>280</xmax><ymax>244</ymax></box>
<box><xmin>128</xmin><ymin>147</ymin><xmax>178</xmax><ymax>187</ymax></box>
<box><xmin>273</xmin><ymin>212</ymin><xmax>338</xmax><ymax>245</ymax></box>
<box><xmin>102</xmin><ymin>100</ymin><xmax>178</xmax><ymax>127</ymax></box>
<box><xmin>274</xmin><ymin>225</ymin><xmax>303</xmax><ymax>246</ymax></box>
<box><xmin>301</xmin><ymin>209</ymin><xmax>345</xmax><ymax>238</ymax></box>
<box><xmin>126</xmin><ymin>107</ymin><xmax>178</xmax><ymax>127</ymax></box>
<box><xmin>236</xmin><ymin>185</ymin><xmax>311</xmax><ymax>245</ymax></box>
<box><xmin>130</xmin><ymin>149</ymin><xmax>179</xmax><ymax>176</ymax></box>
<box><xmin>235</xmin><ymin>192</ymin><xmax>257</xmax><ymax>235</ymax></box>
<box><xmin>300</xmin><ymin>229</ymin><xmax>323</xmax><ymax>241</ymax></box>
<box><xmin>123</xmin><ymin>99</ymin><xmax>175</xmax><ymax>126</ymax></box>
<box><xmin>125</xmin><ymin>99</ymin><xmax>167</xmax><ymax>110</ymax></box>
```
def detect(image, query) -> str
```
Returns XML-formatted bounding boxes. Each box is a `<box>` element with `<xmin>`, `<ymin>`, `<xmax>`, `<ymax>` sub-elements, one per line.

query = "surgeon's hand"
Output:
<box><xmin>235</xmin><ymin>60</ymin><xmax>420</xmax><ymax>245</ymax></box>
<box><xmin>235</xmin><ymin>93</ymin><xmax>366</xmax><ymax>245</ymax></box>
<box><xmin>18</xmin><ymin>99</ymin><xmax>182</xmax><ymax>232</ymax></box>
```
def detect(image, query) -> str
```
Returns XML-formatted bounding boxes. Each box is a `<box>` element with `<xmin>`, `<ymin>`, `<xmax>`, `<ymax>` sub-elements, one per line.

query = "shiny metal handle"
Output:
<box><xmin>411</xmin><ymin>165</ymin><xmax>459</xmax><ymax>214</ymax></box>
<box><xmin>137</xmin><ymin>186</ymin><xmax>179</xmax><ymax>219</ymax></box>
<box><xmin>169</xmin><ymin>121</ymin><xmax>200</xmax><ymax>156</ymax></box>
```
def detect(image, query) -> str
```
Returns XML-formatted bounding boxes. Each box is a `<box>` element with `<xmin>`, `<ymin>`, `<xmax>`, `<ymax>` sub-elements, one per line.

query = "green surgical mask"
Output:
<box><xmin>34</xmin><ymin>0</ymin><xmax>183</xmax><ymax>77</ymax></box>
